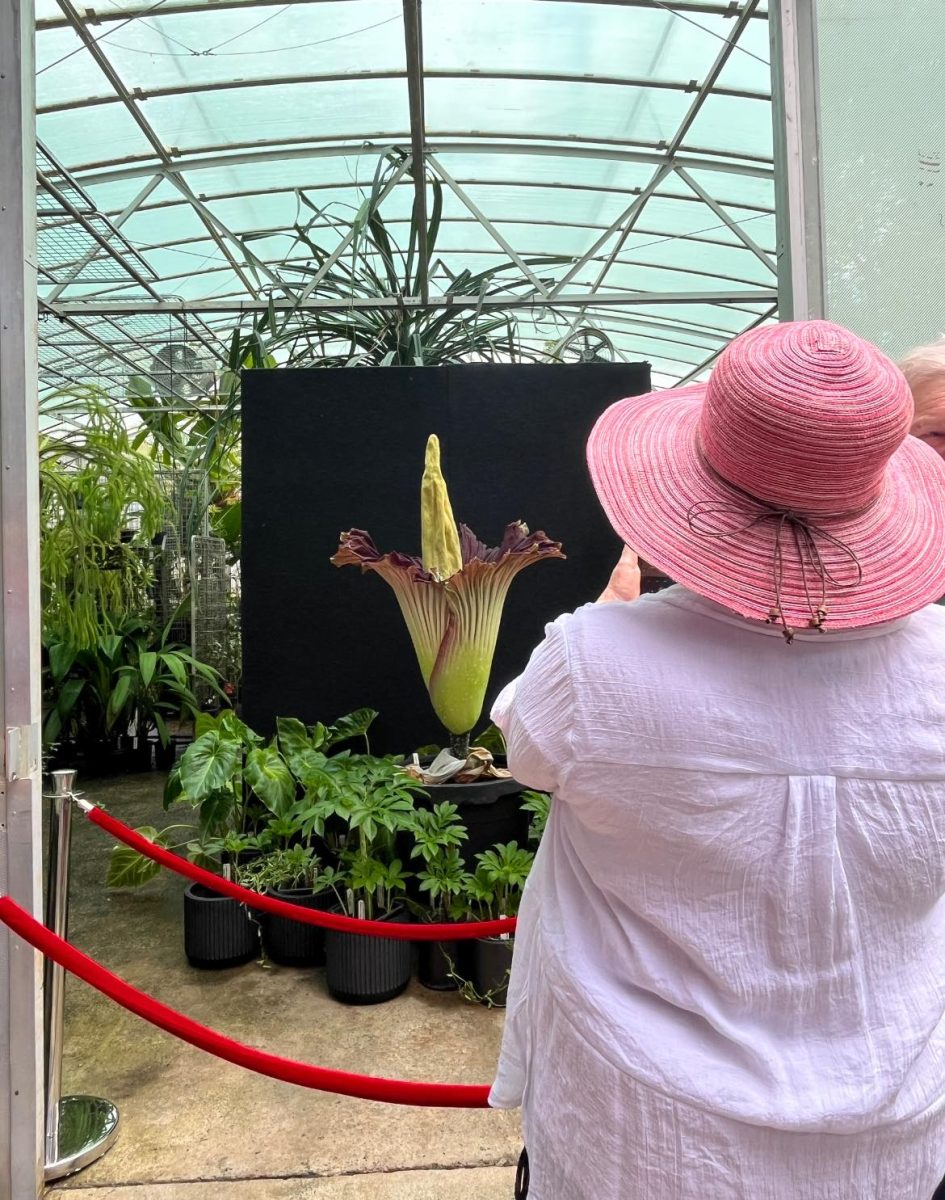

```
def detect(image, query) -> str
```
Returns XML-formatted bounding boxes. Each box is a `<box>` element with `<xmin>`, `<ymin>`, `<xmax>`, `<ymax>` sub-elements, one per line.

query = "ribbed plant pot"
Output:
<box><xmin>184</xmin><ymin>883</ymin><xmax>258</xmax><ymax>969</ymax></box>
<box><xmin>325</xmin><ymin>905</ymin><xmax>413</xmax><ymax>1005</ymax></box>
<box><xmin>416</xmin><ymin>774</ymin><xmax>528</xmax><ymax>868</ymax></box>
<box><xmin>469</xmin><ymin>936</ymin><xmax>514</xmax><ymax>1007</ymax></box>
<box><xmin>262</xmin><ymin>887</ymin><xmax>334</xmax><ymax>967</ymax></box>
<box><xmin>417</xmin><ymin>934</ymin><xmax>461</xmax><ymax>991</ymax></box>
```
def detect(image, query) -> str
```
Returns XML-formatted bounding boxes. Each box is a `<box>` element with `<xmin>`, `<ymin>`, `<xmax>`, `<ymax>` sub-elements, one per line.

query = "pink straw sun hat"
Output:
<box><xmin>587</xmin><ymin>320</ymin><xmax>945</xmax><ymax>638</ymax></box>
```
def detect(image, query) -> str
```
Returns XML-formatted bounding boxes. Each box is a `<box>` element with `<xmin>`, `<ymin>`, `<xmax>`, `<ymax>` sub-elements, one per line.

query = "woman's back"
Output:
<box><xmin>494</xmin><ymin>587</ymin><xmax>945</xmax><ymax>1133</ymax></box>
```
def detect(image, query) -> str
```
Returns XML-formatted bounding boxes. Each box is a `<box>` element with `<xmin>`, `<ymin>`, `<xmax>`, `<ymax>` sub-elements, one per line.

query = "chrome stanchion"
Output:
<box><xmin>44</xmin><ymin>769</ymin><xmax>119</xmax><ymax>1182</ymax></box>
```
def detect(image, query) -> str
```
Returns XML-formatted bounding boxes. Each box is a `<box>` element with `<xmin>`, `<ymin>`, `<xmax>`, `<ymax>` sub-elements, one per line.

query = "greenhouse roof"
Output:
<box><xmin>34</xmin><ymin>0</ymin><xmax>776</xmax><ymax>394</ymax></box>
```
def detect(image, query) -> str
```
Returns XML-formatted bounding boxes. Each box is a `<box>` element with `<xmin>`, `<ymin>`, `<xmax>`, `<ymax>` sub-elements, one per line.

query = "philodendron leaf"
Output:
<box><xmin>276</xmin><ymin>717</ymin><xmax>311</xmax><ymax>765</ymax></box>
<box><xmin>179</xmin><ymin>730</ymin><xmax>240</xmax><ymax>798</ymax></box>
<box><xmin>245</xmin><ymin>745</ymin><xmax>295</xmax><ymax>816</ymax></box>
<box><xmin>325</xmin><ymin>708</ymin><xmax>378</xmax><ymax>748</ymax></box>
<box><xmin>194</xmin><ymin>711</ymin><xmax>217</xmax><ymax>739</ymax></box>
<box><xmin>198</xmin><ymin>790</ymin><xmax>235</xmax><ymax>835</ymax></box>
<box><xmin>106</xmin><ymin>826</ymin><xmax>164</xmax><ymax>889</ymax></box>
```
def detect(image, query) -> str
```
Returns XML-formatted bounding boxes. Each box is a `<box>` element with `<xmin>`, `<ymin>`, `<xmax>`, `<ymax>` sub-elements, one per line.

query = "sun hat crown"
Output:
<box><xmin>699</xmin><ymin>320</ymin><xmax>914</xmax><ymax>516</ymax></box>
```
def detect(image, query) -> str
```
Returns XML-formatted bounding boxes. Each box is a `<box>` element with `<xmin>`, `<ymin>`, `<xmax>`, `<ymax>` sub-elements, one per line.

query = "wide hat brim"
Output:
<box><xmin>587</xmin><ymin>384</ymin><xmax>945</xmax><ymax>629</ymax></box>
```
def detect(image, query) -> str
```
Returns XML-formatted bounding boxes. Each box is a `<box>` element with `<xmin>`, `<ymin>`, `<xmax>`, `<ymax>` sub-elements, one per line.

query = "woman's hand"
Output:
<box><xmin>597</xmin><ymin>546</ymin><xmax>641</xmax><ymax>603</ymax></box>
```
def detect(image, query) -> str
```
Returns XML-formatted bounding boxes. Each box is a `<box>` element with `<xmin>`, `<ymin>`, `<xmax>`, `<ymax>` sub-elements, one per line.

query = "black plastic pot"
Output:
<box><xmin>415</xmin><ymin>774</ymin><xmax>528</xmax><ymax>868</ymax></box>
<box><xmin>184</xmin><ymin>882</ymin><xmax>258</xmax><ymax>969</ymax></box>
<box><xmin>262</xmin><ymin>887</ymin><xmax>334</xmax><ymax>967</ymax></box>
<box><xmin>325</xmin><ymin>905</ymin><xmax>413</xmax><ymax>1005</ymax></box>
<box><xmin>468</xmin><ymin>936</ymin><xmax>514</xmax><ymax>1007</ymax></box>
<box><xmin>417</xmin><ymin>935</ymin><xmax>461</xmax><ymax>991</ymax></box>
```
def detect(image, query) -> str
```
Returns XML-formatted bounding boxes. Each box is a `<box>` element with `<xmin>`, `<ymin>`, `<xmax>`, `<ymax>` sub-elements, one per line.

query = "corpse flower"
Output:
<box><xmin>331</xmin><ymin>435</ymin><xmax>564</xmax><ymax>759</ymax></box>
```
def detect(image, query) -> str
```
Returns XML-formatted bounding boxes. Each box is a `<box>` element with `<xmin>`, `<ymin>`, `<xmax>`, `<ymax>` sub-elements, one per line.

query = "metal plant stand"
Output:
<box><xmin>44</xmin><ymin>769</ymin><xmax>119</xmax><ymax>1182</ymax></box>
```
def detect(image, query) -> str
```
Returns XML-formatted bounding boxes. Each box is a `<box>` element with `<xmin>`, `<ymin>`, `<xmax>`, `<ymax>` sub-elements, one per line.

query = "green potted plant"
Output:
<box><xmin>521</xmin><ymin>789</ymin><xmax>551</xmax><ymax>847</ymax></box>
<box><xmin>459</xmin><ymin>840</ymin><xmax>534</xmax><ymax>1008</ymax></box>
<box><xmin>408</xmin><ymin>801</ymin><xmax>469</xmax><ymax>991</ymax></box>
<box><xmin>332</xmin><ymin>435</ymin><xmax>563</xmax><ymax>852</ymax></box>
<box><xmin>320</xmin><ymin>755</ymin><xmax>426</xmax><ymax>1004</ymax></box>
<box><xmin>42</xmin><ymin>613</ymin><xmax>223</xmax><ymax>774</ymax></box>
<box><xmin>164</xmin><ymin>709</ymin><xmax>378</xmax><ymax>968</ymax></box>
<box><xmin>236</xmin><ymin>845</ymin><xmax>335</xmax><ymax>968</ymax></box>
<box><xmin>162</xmin><ymin>710</ymin><xmax>267</xmax><ymax>968</ymax></box>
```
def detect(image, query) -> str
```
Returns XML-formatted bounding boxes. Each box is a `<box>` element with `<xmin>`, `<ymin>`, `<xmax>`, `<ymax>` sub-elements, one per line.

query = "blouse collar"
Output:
<box><xmin>657</xmin><ymin>585</ymin><xmax>911</xmax><ymax>642</ymax></box>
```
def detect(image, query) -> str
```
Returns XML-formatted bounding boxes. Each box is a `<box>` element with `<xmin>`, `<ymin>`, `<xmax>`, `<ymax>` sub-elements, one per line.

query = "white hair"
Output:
<box><xmin>900</xmin><ymin>337</ymin><xmax>945</xmax><ymax>394</ymax></box>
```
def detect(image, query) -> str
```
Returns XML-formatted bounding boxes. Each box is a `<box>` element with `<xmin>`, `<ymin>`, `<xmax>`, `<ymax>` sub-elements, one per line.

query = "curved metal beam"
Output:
<box><xmin>37</xmin><ymin>69</ymin><xmax>770</xmax><ymax>116</ymax></box>
<box><xmin>36</xmin><ymin>0</ymin><xmax>769</xmax><ymax>29</ymax></box>
<box><xmin>66</xmin><ymin>133</ymin><xmax>774</xmax><ymax>185</ymax></box>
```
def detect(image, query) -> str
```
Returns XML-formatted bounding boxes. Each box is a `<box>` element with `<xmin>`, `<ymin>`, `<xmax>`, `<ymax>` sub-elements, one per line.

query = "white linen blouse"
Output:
<box><xmin>489</xmin><ymin>586</ymin><xmax>945</xmax><ymax>1199</ymax></box>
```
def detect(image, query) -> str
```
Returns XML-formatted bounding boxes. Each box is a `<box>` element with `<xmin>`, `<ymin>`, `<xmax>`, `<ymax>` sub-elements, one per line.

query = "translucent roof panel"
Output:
<box><xmin>35</xmin><ymin>0</ymin><xmax>777</xmax><ymax>390</ymax></box>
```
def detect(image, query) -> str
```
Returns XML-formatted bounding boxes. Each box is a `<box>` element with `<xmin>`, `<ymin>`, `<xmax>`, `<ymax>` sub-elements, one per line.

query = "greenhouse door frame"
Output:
<box><xmin>0</xmin><ymin>0</ymin><xmax>45</xmax><ymax>1195</ymax></box>
<box><xmin>770</xmin><ymin>0</ymin><xmax>827</xmax><ymax>321</ymax></box>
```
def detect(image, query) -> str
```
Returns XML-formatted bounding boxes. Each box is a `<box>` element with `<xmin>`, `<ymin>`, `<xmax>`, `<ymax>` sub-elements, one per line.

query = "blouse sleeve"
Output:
<box><xmin>491</xmin><ymin>614</ymin><xmax>573</xmax><ymax>792</ymax></box>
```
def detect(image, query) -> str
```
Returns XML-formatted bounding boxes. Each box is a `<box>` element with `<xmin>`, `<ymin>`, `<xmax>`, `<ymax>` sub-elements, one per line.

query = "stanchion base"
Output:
<box><xmin>44</xmin><ymin>1095</ymin><xmax>119</xmax><ymax>1182</ymax></box>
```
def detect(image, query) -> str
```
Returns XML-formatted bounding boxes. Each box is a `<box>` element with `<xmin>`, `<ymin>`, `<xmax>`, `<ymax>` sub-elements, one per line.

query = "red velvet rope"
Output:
<box><xmin>88</xmin><ymin>805</ymin><xmax>518</xmax><ymax>941</ymax></box>
<box><xmin>0</xmin><ymin>895</ymin><xmax>492</xmax><ymax>1108</ymax></box>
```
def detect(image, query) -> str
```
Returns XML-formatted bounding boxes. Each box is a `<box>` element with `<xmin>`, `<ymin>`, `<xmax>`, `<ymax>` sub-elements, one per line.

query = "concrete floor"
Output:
<box><xmin>47</xmin><ymin>773</ymin><xmax>520</xmax><ymax>1198</ymax></box>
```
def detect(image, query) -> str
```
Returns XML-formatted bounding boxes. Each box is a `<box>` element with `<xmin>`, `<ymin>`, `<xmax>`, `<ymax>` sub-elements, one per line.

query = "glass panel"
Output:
<box><xmin>426</xmin><ymin>77</ymin><xmax>690</xmax><ymax>145</ymax></box>
<box><xmin>817</xmin><ymin>0</ymin><xmax>945</xmax><ymax>355</ymax></box>
<box><xmin>683</xmin><ymin>93</ymin><xmax>774</xmax><ymax>160</ymax></box>
<box><xmin>623</xmin><ymin>230</ymin><xmax>774</xmax><ymax>285</ymax></box>
<box><xmin>121</xmin><ymin>204</ymin><xmax>209</xmax><ymax>245</ymax></box>
<box><xmin>84</xmin><ymin>176</ymin><xmax>168</xmax><ymax>215</ymax></box>
<box><xmin>35</xmin><ymin>28</ymin><xmax>91</xmax><ymax>100</ymax></box>
<box><xmin>424</xmin><ymin>0</ymin><xmax>724</xmax><ymax>82</ymax></box>
<box><xmin>35</xmin><ymin>0</ymin><xmax>777</xmax><ymax>388</ymax></box>
<box><xmin>144</xmin><ymin>77</ymin><xmax>409</xmax><ymax>151</ymax></box>
<box><xmin>83</xmin><ymin>0</ymin><xmax>405</xmax><ymax>93</ymax></box>
<box><xmin>40</xmin><ymin>107</ymin><xmax>155</xmax><ymax>171</ymax></box>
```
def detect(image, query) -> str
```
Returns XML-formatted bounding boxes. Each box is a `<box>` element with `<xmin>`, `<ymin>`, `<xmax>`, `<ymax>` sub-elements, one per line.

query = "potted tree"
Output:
<box><xmin>459</xmin><ymin>840</ymin><xmax>535</xmax><ymax>1008</ymax></box>
<box><xmin>408</xmin><ymin>801</ymin><xmax>469</xmax><ymax>990</ymax></box>
<box><xmin>321</xmin><ymin>755</ymin><xmax>425</xmax><ymax>1004</ymax></box>
<box><xmin>332</xmin><ymin>434</ymin><xmax>563</xmax><ymax>850</ymax></box>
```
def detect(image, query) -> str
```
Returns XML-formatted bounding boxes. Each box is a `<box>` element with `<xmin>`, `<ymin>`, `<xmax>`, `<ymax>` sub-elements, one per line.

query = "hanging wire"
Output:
<box><xmin>37</xmin><ymin>0</ymin><xmax>173</xmax><ymax>73</ymax></box>
<box><xmin>200</xmin><ymin>3</ymin><xmax>292</xmax><ymax>53</ymax></box>
<box><xmin>103</xmin><ymin>12</ymin><xmax>402</xmax><ymax>57</ymax></box>
<box><xmin>648</xmin><ymin>0</ymin><xmax>771</xmax><ymax>67</ymax></box>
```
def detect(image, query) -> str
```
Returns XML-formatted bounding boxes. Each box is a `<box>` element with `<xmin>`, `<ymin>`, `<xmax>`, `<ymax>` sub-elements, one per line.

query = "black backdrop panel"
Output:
<box><xmin>242</xmin><ymin>362</ymin><xmax>650</xmax><ymax>753</ymax></box>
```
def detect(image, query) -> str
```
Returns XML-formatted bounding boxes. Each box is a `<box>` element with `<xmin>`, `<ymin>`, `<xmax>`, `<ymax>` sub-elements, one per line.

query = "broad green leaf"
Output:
<box><xmin>42</xmin><ymin>708</ymin><xmax>62</xmax><ymax>747</ymax></box>
<box><xmin>56</xmin><ymin>677</ymin><xmax>85</xmax><ymax>718</ymax></box>
<box><xmin>163</xmin><ymin>766</ymin><xmax>185</xmax><ymax>809</ymax></box>
<box><xmin>106</xmin><ymin>827</ymin><xmax>164</xmax><ymax>889</ymax></box>
<box><xmin>139</xmin><ymin>651</ymin><xmax>157</xmax><ymax>688</ymax></box>
<box><xmin>199</xmin><ymin>790</ymin><xmax>235</xmax><ymax>835</ymax></box>
<box><xmin>101</xmin><ymin>634</ymin><xmax>123</xmax><ymax>663</ymax></box>
<box><xmin>245</xmin><ymin>745</ymin><xmax>295</xmax><ymax>816</ymax></box>
<box><xmin>179</xmin><ymin>730</ymin><xmax>240</xmax><ymax>798</ymax></box>
<box><xmin>194</xmin><ymin>711</ymin><xmax>217</xmax><ymax>739</ymax></box>
<box><xmin>105</xmin><ymin>674</ymin><xmax>132</xmax><ymax>728</ymax></box>
<box><xmin>159</xmin><ymin>652</ymin><xmax>188</xmax><ymax>688</ymax></box>
<box><xmin>154</xmin><ymin>711</ymin><xmax>170</xmax><ymax>748</ymax></box>
<box><xmin>326</xmin><ymin>708</ymin><xmax>378</xmax><ymax>748</ymax></box>
<box><xmin>48</xmin><ymin>642</ymin><xmax>76</xmax><ymax>683</ymax></box>
<box><xmin>276</xmin><ymin>717</ymin><xmax>311</xmax><ymax>765</ymax></box>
